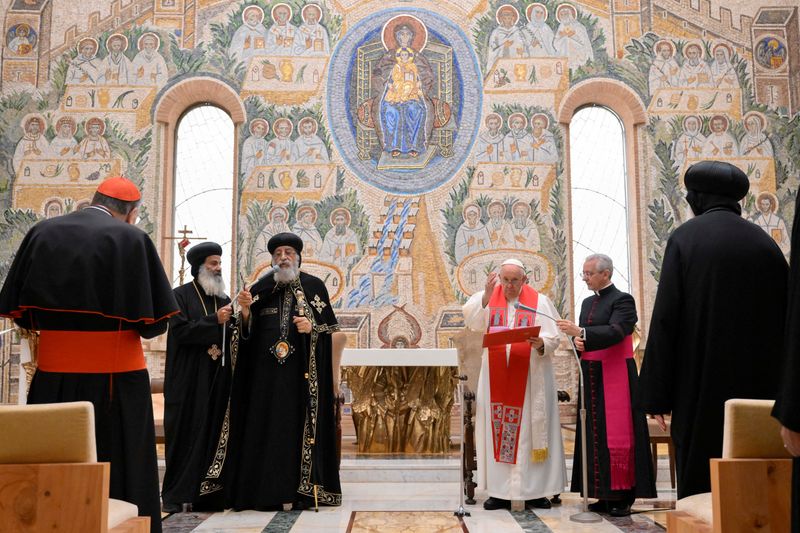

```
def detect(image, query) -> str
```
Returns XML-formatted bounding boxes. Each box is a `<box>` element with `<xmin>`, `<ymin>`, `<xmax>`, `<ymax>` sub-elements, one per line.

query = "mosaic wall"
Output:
<box><xmin>1</xmin><ymin>0</ymin><xmax>799</xmax><ymax>368</ymax></box>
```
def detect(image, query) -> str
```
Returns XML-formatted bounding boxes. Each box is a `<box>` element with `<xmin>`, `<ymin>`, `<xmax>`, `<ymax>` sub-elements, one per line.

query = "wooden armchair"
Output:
<box><xmin>667</xmin><ymin>399</ymin><xmax>793</xmax><ymax>533</ymax></box>
<box><xmin>0</xmin><ymin>401</ymin><xmax>150</xmax><ymax>533</ymax></box>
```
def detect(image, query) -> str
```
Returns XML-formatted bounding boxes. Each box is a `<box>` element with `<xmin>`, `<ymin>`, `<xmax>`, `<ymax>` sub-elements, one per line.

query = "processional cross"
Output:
<box><xmin>164</xmin><ymin>225</ymin><xmax>205</xmax><ymax>285</ymax></box>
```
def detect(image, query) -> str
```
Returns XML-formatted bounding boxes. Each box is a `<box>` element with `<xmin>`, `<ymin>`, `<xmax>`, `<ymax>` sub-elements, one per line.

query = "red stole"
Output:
<box><xmin>582</xmin><ymin>335</ymin><xmax>635</xmax><ymax>490</ymax></box>
<box><xmin>486</xmin><ymin>284</ymin><xmax>538</xmax><ymax>464</ymax></box>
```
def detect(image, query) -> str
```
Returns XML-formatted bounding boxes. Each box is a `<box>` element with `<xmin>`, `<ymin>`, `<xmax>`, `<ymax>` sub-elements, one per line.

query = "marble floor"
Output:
<box><xmin>161</xmin><ymin>458</ymin><xmax>676</xmax><ymax>532</ymax></box>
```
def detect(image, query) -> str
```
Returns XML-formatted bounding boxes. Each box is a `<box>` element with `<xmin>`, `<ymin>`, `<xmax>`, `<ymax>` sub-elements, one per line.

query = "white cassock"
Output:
<box><xmin>294</xmin><ymin>23</ymin><xmax>330</xmax><ymax>56</ymax></box>
<box><xmin>648</xmin><ymin>58</ymin><xmax>679</xmax><ymax>95</ymax></box>
<box><xmin>475</xmin><ymin>130</ymin><xmax>505</xmax><ymax>162</ymax></box>
<box><xmin>523</xmin><ymin>22</ymin><xmax>555</xmax><ymax>57</ymax></box>
<box><xmin>752</xmin><ymin>212</ymin><xmax>790</xmax><ymax>256</ymax></box>
<box><xmin>294</xmin><ymin>134</ymin><xmax>329</xmax><ymax>163</ymax></box>
<box><xmin>265</xmin><ymin>137</ymin><xmax>296</xmax><ymax>164</ymax></box>
<box><xmin>486</xmin><ymin>25</ymin><xmax>527</xmax><ymax>71</ymax></box>
<box><xmin>710</xmin><ymin>61</ymin><xmax>739</xmax><ymax>88</ymax></box>
<box><xmin>463</xmin><ymin>290</ymin><xmax>567</xmax><ymax>500</ymax></box>
<box><xmin>532</xmin><ymin>131</ymin><xmax>557</xmax><ymax>163</ymax></box>
<box><xmin>99</xmin><ymin>53</ymin><xmax>133</xmax><ymax>85</ymax></box>
<box><xmin>553</xmin><ymin>21</ymin><xmax>593</xmax><ymax>67</ymax></box>
<box><xmin>267</xmin><ymin>23</ymin><xmax>298</xmax><ymax>55</ymax></box>
<box><xmin>503</xmin><ymin>130</ymin><xmax>535</xmax><ymax>162</ymax></box>
<box><xmin>241</xmin><ymin>136</ymin><xmax>268</xmax><ymax>177</ymax></box>
<box><xmin>701</xmin><ymin>132</ymin><xmax>739</xmax><ymax>158</ymax></box>
<box><xmin>292</xmin><ymin>223</ymin><xmax>323</xmax><ymax>258</ymax></box>
<box><xmin>678</xmin><ymin>61</ymin><xmax>712</xmax><ymax>87</ymax></box>
<box><xmin>455</xmin><ymin>222</ymin><xmax>491</xmax><ymax>263</ymax></box>
<box><xmin>229</xmin><ymin>24</ymin><xmax>269</xmax><ymax>62</ymax></box>
<box><xmin>671</xmin><ymin>132</ymin><xmax>706</xmax><ymax>168</ymax></box>
<box><xmin>49</xmin><ymin>137</ymin><xmax>78</xmax><ymax>158</ymax></box>
<box><xmin>13</xmin><ymin>134</ymin><xmax>49</xmax><ymax>173</ymax></box>
<box><xmin>132</xmin><ymin>51</ymin><xmax>168</xmax><ymax>87</ymax></box>
<box><xmin>740</xmin><ymin>132</ymin><xmax>773</xmax><ymax>157</ymax></box>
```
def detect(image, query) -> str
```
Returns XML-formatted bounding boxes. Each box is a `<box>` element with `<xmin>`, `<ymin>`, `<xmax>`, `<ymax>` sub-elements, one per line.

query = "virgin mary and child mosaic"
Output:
<box><xmin>328</xmin><ymin>9</ymin><xmax>482</xmax><ymax>194</ymax></box>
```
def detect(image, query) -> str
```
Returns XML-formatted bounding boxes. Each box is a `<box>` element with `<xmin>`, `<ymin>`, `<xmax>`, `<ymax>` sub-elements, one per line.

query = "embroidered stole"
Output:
<box><xmin>486</xmin><ymin>284</ymin><xmax>547</xmax><ymax>464</ymax></box>
<box><xmin>582</xmin><ymin>335</ymin><xmax>635</xmax><ymax>490</ymax></box>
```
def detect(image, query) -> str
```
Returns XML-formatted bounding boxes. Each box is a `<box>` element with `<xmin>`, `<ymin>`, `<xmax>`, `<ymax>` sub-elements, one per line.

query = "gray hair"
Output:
<box><xmin>585</xmin><ymin>254</ymin><xmax>613</xmax><ymax>277</ymax></box>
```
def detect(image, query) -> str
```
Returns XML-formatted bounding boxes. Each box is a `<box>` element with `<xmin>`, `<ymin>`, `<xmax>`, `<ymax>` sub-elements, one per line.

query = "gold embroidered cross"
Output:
<box><xmin>311</xmin><ymin>294</ymin><xmax>327</xmax><ymax>313</ymax></box>
<box><xmin>207</xmin><ymin>344</ymin><xmax>222</xmax><ymax>360</ymax></box>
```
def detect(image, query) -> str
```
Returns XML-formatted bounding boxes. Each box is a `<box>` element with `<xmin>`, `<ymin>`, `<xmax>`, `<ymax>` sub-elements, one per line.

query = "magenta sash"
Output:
<box><xmin>581</xmin><ymin>335</ymin><xmax>635</xmax><ymax>490</ymax></box>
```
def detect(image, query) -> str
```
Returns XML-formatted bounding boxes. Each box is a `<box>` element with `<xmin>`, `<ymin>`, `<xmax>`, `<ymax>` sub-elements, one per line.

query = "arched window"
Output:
<box><xmin>569</xmin><ymin>105</ymin><xmax>630</xmax><ymax>319</ymax></box>
<box><xmin>172</xmin><ymin>105</ymin><xmax>234</xmax><ymax>289</ymax></box>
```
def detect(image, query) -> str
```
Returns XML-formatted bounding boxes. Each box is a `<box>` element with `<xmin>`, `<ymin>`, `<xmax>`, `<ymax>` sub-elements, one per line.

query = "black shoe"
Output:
<box><xmin>550</xmin><ymin>494</ymin><xmax>562</xmax><ymax>505</ymax></box>
<box><xmin>587</xmin><ymin>500</ymin><xmax>607</xmax><ymax>513</ymax></box>
<box><xmin>526</xmin><ymin>497</ymin><xmax>552</xmax><ymax>509</ymax></box>
<box><xmin>608</xmin><ymin>501</ymin><xmax>632</xmax><ymax>517</ymax></box>
<box><xmin>161</xmin><ymin>502</ymin><xmax>182</xmax><ymax>514</ymax></box>
<box><xmin>483</xmin><ymin>497</ymin><xmax>510</xmax><ymax>510</ymax></box>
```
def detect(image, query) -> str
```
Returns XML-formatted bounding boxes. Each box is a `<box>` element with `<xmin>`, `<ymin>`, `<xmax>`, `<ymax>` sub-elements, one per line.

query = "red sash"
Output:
<box><xmin>486</xmin><ymin>284</ymin><xmax>538</xmax><ymax>464</ymax></box>
<box><xmin>38</xmin><ymin>330</ymin><xmax>145</xmax><ymax>373</ymax></box>
<box><xmin>582</xmin><ymin>335</ymin><xmax>635</xmax><ymax>490</ymax></box>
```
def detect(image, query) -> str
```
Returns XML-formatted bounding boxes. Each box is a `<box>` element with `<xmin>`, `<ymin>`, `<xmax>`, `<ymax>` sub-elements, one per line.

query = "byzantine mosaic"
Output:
<box><xmin>0</xmin><ymin>0</ymin><xmax>798</xmax><ymax>372</ymax></box>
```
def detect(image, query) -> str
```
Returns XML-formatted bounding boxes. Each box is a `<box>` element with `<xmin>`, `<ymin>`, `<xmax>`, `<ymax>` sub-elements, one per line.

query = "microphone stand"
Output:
<box><xmin>514</xmin><ymin>303</ymin><xmax>601</xmax><ymax>524</ymax></box>
<box><xmin>453</xmin><ymin>374</ymin><xmax>471</xmax><ymax>518</ymax></box>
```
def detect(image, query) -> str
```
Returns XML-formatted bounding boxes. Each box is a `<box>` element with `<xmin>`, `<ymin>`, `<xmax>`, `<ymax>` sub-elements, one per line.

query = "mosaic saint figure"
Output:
<box><xmin>755</xmin><ymin>37</ymin><xmax>786</xmax><ymax>70</ymax></box>
<box><xmin>553</xmin><ymin>3</ymin><xmax>593</xmax><ymax>68</ymax></box>
<box><xmin>13</xmin><ymin>115</ymin><xmax>49</xmax><ymax>173</ymax></box>
<box><xmin>751</xmin><ymin>192</ymin><xmax>789</xmax><ymax>257</ymax></box>
<box><xmin>8</xmin><ymin>23</ymin><xmax>35</xmax><ymax>55</ymax></box>
<box><xmin>292</xmin><ymin>205</ymin><xmax>323</xmax><ymax>258</ymax></box>
<box><xmin>503</xmin><ymin>113</ymin><xmax>535</xmax><ymax>162</ymax></box>
<box><xmin>229</xmin><ymin>5</ymin><xmax>269</xmax><ymax>61</ymax></box>
<box><xmin>487</xmin><ymin>5</ymin><xmax>528</xmax><ymax>70</ymax></box>
<box><xmin>671</xmin><ymin>115</ymin><xmax>705</xmax><ymax>168</ymax></box>
<box><xmin>475</xmin><ymin>113</ymin><xmax>505</xmax><ymax>162</ymax></box>
<box><xmin>44</xmin><ymin>199</ymin><xmax>63</xmax><ymax>219</ymax></box>
<box><xmin>648</xmin><ymin>40</ymin><xmax>679</xmax><ymax>95</ymax></box>
<box><xmin>740</xmin><ymin>112</ymin><xmax>773</xmax><ymax>157</ymax></box>
<box><xmin>99</xmin><ymin>34</ymin><xmax>132</xmax><ymax>85</ymax></box>
<box><xmin>486</xmin><ymin>200</ymin><xmax>514</xmax><ymax>249</ymax></box>
<box><xmin>701</xmin><ymin>115</ymin><xmax>739</xmax><ymax>158</ymax></box>
<box><xmin>523</xmin><ymin>3</ymin><xmax>555</xmax><ymax>57</ymax></box>
<box><xmin>77</xmin><ymin>117</ymin><xmax>111</xmax><ymax>160</ymax></box>
<box><xmin>266</xmin><ymin>3</ymin><xmax>298</xmax><ymax>55</ymax></box>
<box><xmin>678</xmin><ymin>43</ymin><xmax>712</xmax><ymax>88</ymax></box>
<box><xmin>264</xmin><ymin>205</ymin><xmax>292</xmax><ymax>243</ymax></box>
<box><xmin>132</xmin><ymin>33</ymin><xmax>169</xmax><ymax>87</ymax></box>
<box><xmin>371</xmin><ymin>18</ymin><xmax>435</xmax><ymax>160</ymax></box>
<box><xmin>510</xmin><ymin>201</ymin><xmax>541</xmax><ymax>251</ymax></box>
<box><xmin>265</xmin><ymin>118</ymin><xmax>297</xmax><ymax>164</ymax></box>
<box><xmin>49</xmin><ymin>116</ymin><xmax>79</xmax><ymax>158</ymax></box>
<box><xmin>241</xmin><ymin>118</ymin><xmax>269</xmax><ymax>178</ymax></box>
<box><xmin>709</xmin><ymin>43</ymin><xmax>739</xmax><ymax>89</ymax></box>
<box><xmin>293</xmin><ymin>117</ymin><xmax>329</xmax><ymax>163</ymax></box>
<box><xmin>531</xmin><ymin>114</ymin><xmax>557</xmax><ymax>163</ymax></box>
<box><xmin>320</xmin><ymin>208</ymin><xmax>360</xmax><ymax>270</ymax></box>
<box><xmin>294</xmin><ymin>3</ymin><xmax>330</xmax><ymax>56</ymax></box>
<box><xmin>455</xmin><ymin>204</ymin><xmax>491</xmax><ymax>263</ymax></box>
<box><xmin>66</xmin><ymin>38</ymin><xmax>100</xmax><ymax>85</ymax></box>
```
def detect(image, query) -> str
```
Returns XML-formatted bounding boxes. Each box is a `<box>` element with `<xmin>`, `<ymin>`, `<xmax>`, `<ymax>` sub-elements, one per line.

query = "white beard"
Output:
<box><xmin>197</xmin><ymin>266</ymin><xmax>227</xmax><ymax>297</ymax></box>
<box><xmin>274</xmin><ymin>258</ymin><xmax>300</xmax><ymax>284</ymax></box>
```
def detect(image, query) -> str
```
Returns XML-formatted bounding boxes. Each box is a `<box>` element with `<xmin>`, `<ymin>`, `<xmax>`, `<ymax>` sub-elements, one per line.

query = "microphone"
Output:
<box><xmin>247</xmin><ymin>264</ymin><xmax>281</xmax><ymax>298</ymax></box>
<box><xmin>513</xmin><ymin>301</ymin><xmax>558</xmax><ymax>324</ymax></box>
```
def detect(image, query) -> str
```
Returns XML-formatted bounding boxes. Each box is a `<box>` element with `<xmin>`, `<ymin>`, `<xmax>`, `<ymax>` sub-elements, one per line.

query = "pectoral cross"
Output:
<box><xmin>207</xmin><ymin>344</ymin><xmax>222</xmax><ymax>360</ymax></box>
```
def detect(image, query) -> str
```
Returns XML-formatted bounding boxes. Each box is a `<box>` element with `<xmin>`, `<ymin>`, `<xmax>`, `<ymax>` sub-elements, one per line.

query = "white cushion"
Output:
<box><xmin>722</xmin><ymin>399</ymin><xmax>791</xmax><ymax>459</ymax></box>
<box><xmin>676</xmin><ymin>492</ymin><xmax>712</xmax><ymax>525</ymax></box>
<box><xmin>108</xmin><ymin>498</ymin><xmax>139</xmax><ymax>528</ymax></box>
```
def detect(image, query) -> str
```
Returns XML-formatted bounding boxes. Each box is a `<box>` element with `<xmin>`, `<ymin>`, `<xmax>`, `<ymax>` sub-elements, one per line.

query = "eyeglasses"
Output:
<box><xmin>581</xmin><ymin>271</ymin><xmax>598</xmax><ymax>279</ymax></box>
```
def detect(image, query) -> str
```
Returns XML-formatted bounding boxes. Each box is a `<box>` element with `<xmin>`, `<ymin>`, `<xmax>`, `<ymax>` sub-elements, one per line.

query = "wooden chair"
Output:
<box><xmin>667</xmin><ymin>399</ymin><xmax>792</xmax><ymax>533</ymax></box>
<box><xmin>648</xmin><ymin>416</ymin><xmax>676</xmax><ymax>488</ymax></box>
<box><xmin>0</xmin><ymin>401</ymin><xmax>150</xmax><ymax>533</ymax></box>
<box><xmin>150</xmin><ymin>378</ymin><xmax>165</xmax><ymax>445</ymax></box>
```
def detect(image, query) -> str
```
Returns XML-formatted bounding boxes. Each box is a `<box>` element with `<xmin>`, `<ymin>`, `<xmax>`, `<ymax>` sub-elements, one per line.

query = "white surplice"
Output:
<box><xmin>463</xmin><ymin>290</ymin><xmax>567</xmax><ymax>500</ymax></box>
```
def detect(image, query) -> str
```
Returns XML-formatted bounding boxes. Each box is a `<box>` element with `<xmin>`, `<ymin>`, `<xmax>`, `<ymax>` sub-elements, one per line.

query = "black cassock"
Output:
<box><xmin>161</xmin><ymin>280</ymin><xmax>230</xmax><ymax>506</ymax></box>
<box><xmin>0</xmin><ymin>207</ymin><xmax>178</xmax><ymax>533</ymax></box>
<box><xmin>639</xmin><ymin>205</ymin><xmax>787</xmax><ymax>498</ymax></box>
<box><xmin>772</xmin><ymin>189</ymin><xmax>800</xmax><ymax>533</ymax></box>
<box><xmin>570</xmin><ymin>285</ymin><xmax>656</xmax><ymax>500</ymax></box>
<box><xmin>200</xmin><ymin>271</ymin><xmax>341</xmax><ymax>510</ymax></box>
